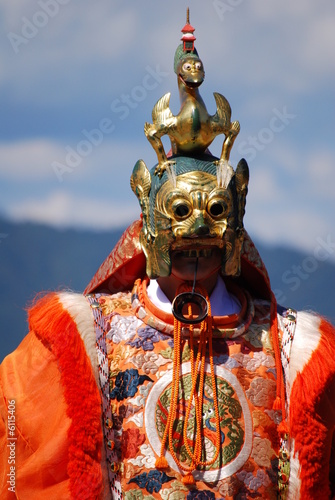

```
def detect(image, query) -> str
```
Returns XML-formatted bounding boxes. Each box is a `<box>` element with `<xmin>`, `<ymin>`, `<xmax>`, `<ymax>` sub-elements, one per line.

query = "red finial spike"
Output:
<box><xmin>181</xmin><ymin>7</ymin><xmax>196</xmax><ymax>51</ymax></box>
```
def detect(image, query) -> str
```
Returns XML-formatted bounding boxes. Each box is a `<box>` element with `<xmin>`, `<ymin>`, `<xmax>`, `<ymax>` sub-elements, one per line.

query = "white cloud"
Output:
<box><xmin>299</xmin><ymin>16</ymin><xmax>335</xmax><ymax>76</ymax></box>
<box><xmin>247</xmin><ymin>167</ymin><xmax>282</xmax><ymax>204</ymax></box>
<box><xmin>57</xmin><ymin>4</ymin><xmax>138</xmax><ymax>62</ymax></box>
<box><xmin>0</xmin><ymin>139</ymin><xmax>64</xmax><ymax>179</ymax></box>
<box><xmin>1</xmin><ymin>2</ymin><xmax>139</xmax><ymax>101</ymax></box>
<box><xmin>304</xmin><ymin>151</ymin><xmax>335</xmax><ymax>199</ymax></box>
<box><xmin>1</xmin><ymin>0</ymin><xmax>334</xmax><ymax>102</ymax></box>
<box><xmin>0</xmin><ymin>135</ymin><xmax>155</xmax><ymax>185</ymax></box>
<box><xmin>7</xmin><ymin>190</ymin><xmax>140</xmax><ymax>229</ymax></box>
<box><xmin>208</xmin><ymin>0</ymin><xmax>335</xmax><ymax>92</ymax></box>
<box><xmin>243</xmin><ymin>138</ymin><xmax>335</xmax><ymax>259</ymax></box>
<box><xmin>249</xmin><ymin>0</ymin><xmax>316</xmax><ymax>21</ymax></box>
<box><xmin>245</xmin><ymin>202</ymin><xmax>335</xmax><ymax>259</ymax></box>
<box><xmin>0</xmin><ymin>0</ymin><xmax>334</xmax><ymax>259</ymax></box>
<box><xmin>263</xmin><ymin>141</ymin><xmax>301</xmax><ymax>175</ymax></box>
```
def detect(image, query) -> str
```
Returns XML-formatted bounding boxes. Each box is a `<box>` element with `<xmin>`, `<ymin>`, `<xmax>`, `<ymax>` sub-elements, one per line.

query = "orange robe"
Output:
<box><xmin>0</xmin><ymin>294</ymin><xmax>104</xmax><ymax>500</ymax></box>
<box><xmin>1</xmin><ymin>223</ymin><xmax>335</xmax><ymax>498</ymax></box>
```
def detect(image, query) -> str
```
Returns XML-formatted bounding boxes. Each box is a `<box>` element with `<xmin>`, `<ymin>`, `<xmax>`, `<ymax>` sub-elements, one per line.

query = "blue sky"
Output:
<box><xmin>0</xmin><ymin>0</ymin><xmax>334</xmax><ymax>259</ymax></box>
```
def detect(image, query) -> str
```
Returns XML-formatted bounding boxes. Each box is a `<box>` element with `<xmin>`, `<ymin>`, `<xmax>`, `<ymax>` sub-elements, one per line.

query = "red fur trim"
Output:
<box><xmin>28</xmin><ymin>293</ymin><xmax>103</xmax><ymax>499</ymax></box>
<box><xmin>290</xmin><ymin>318</ymin><xmax>335</xmax><ymax>499</ymax></box>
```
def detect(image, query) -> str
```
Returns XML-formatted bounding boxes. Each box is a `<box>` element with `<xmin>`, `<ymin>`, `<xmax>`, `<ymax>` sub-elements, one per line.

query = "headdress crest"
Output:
<box><xmin>131</xmin><ymin>9</ymin><xmax>249</xmax><ymax>279</ymax></box>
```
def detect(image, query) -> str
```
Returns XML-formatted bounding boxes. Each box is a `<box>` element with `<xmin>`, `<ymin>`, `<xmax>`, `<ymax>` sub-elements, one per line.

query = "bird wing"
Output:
<box><xmin>152</xmin><ymin>92</ymin><xmax>174</xmax><ymax>125</ymax></box>
<box><xmin>211</xmin><ymin>92</ymin><xmax>232</xmax><ymax>132</ymax></box>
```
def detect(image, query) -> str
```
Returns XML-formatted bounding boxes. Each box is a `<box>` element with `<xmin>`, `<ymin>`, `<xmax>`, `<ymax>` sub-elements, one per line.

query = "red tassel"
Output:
<box><xmin>273</xmin><ymin>396</ymin><xmax>282</xmax><ymax>410</ymax></box>
<box><xmin>182</xmin><ymin>472</ymin><xmax>196</xmax><ymax>486</ymax></box>
<box><xmin>278</xmin><ymin>419</ymin><xmax>289</xmax><ymax>437</ymax></box>
<box><xmin>155</xmin><ymin>456</ymin><xmax>168</xmax><ymax>469</ymax></box>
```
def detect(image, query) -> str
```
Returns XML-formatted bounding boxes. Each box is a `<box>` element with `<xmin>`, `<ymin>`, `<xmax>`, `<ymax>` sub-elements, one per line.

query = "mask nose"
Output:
<box><xmin>194</xmin><ymin>217</ymin><xmax>210</xmax><ymax>236</ymax></box>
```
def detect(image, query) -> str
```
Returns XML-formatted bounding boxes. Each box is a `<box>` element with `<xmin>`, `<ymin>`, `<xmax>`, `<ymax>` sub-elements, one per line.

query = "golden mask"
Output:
<box><xmin>131</xmin><ymin>156</ymin><xmax>249</xmax><ymax>279</ymax></box>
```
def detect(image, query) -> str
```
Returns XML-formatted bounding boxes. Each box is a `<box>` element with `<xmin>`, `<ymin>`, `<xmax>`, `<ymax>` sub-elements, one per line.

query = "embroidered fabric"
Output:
<box><xmin>277</xmin><ymin>307</ymin><xmax>297</xmax><ymax>499</ymax></box>
<box><xmin>133</xmin><ymin>277</ymin><xmax>254</xmax><ymax>339</ymax></box>
<box><xmin>85</xmin><ymin>287</ymin><xmax>289</xmax><ymax>499</ymax></box>
<box><xmin>87</xmin><ymin>294</ymin><xmax>123</xmax><ymax>500</ymax></box>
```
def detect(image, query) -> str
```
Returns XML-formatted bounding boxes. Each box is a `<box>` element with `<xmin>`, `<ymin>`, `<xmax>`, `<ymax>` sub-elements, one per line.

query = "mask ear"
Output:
<box><xmin>130</xmin><ymin>159</ymin><xmax>151</xmax><ymax>205</ymax></box>
<box><xmin>220</xmin><ymin>158</ymin><xmax>249</xmax><ymax>278</ymax></box>
<box><xmin>130</xmin><ymin>159</ymin><xmax>151</xmax><ymax>232</ymax></box>
<box><xmin>235</xmin><ymin>158</ymin><xmax>249</xmax><ymax>230</ymax></box>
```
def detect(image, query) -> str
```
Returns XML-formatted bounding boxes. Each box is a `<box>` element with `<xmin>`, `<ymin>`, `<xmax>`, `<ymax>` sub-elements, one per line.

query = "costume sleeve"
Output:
<box><xmin>289</xmin><ymin>313</ymin><xmax>335</xmax><ymax>499</ymax></box>
<box><xmin>0</xmin><ymin>331</ymin><xmax>71</xmax><ymax>500</ymax></box>
<box><xmin>320</xmin><ymin>366</ymin><xmax>335</xmax><ymax>497</ymax></box>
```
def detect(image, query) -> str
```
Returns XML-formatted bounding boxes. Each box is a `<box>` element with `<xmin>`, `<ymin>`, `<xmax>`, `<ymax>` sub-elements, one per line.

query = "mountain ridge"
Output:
<box><xmin>1</xmin><ymin>218</ymin><xmax>334</xmax><ymax>361</ymax></box>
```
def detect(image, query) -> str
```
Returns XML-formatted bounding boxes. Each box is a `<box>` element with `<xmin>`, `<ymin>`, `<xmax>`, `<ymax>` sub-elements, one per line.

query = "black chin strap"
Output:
<box><xmin>192</xmin><ymin>256</ymin><xmax>198</xmax><ymax>294</ymax></box>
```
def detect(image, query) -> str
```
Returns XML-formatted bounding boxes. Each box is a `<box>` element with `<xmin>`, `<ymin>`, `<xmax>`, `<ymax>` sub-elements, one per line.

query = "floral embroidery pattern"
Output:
<box><xmin>128</xmin><ymin>470</ymin><xmax>174</xmax><ymax>493</ymax></box>
<box><xmin>243</xmin><ymin>299</ymin><xmax>272</xmax><ymax>351</ymax></box>
<box><xmin>252</xmin><ymin>410</ymin><xmax>272</xmax><ymax>430</ymax></box>
<box><xmin>251</xmin><ymin>437</ymin><xmax>274</xmax><ymax>468</ymax></box>
<box><xmin>128</xmin><ymin>381</ymin><xmax>153</xmax><ymax>407</ymax></box>
<box><xmin>109</xmin><ymin>345</ymin><xmax>136</xmax><ymax>377</ymax></box>
<box><xmin>160</xmin><ymin>343</ymin><xmax>191</xmax><ymax>362</ymax></box>
<box><xmin>112</xmin><ymin>404</ymin><xmax>133</xmax><ymax>431</ymax></box>
<box><xmin>127</xmin><ymin>443</ymin><xmax>156</xmax><ymax>469</ymax></box>
<box><xmin>246</xmin><ymin>377</ymin><xmax>276</xmax><ymax>408</ymax></box>
<box><xmin>213</xmin><ymin>354</ymin><xmax>241</xmax><ymax>369</ymax></box>
<box><xmin>130</xmin><ymin>352</ymin><xmax>171</xmax><ymax>375</ymax></box>
<box><xmin>186</xmin><ymin>490</ymin><xmax>216</xmax><ymax>499</ymax></box>
<box><xmin>264</xmin><ymin>409</ymin><xmax>282</xmax><ymax>425</ymax></box>
<box><xmin>236</xmin><ymin>469</ymin><xmax>271</xmax><ymax>491</ymax></box>
<box><xmin>243</xmin><ymin>326</ymin><xmax>264</xmax><ymax>349</ymax></box>
<box><xmin>214</xmin><ymin>476</ymin><xmax>241</xmax><ymax>497</ymax></box>
<box><xmin>124</xmin><ymin>490</ymin><xmax>154</xmax><ymax>500</ymax></box>
<box><xmin>110</xmin><ymin>369</ymin><xmax>153</xmax><ymax>401</ymax></box>
<box><xmin>127</xmin><ymin>326</ymin><xmax>169</xmax><ymax>351</ymax></box>
<box><xmin>127</xmin><ymin>411</ymin><xmax>143</xmax><ymax>427</ymax></box>
<box><xmin>232</xmin><ymin>351</ymin><xmax>275</xmax><ymax>372</ymax></box>
<box><xmin>121</xmin><ymin>428</ymin><xmax>146</xmax><ymax>459</ymax></box>
<box><xmin>107</xmin><ymin>315</ymin><xmax>142</xmax><ymax>344</ymax></box>
<box><xmin>234</xmin><ymin>367</ymin><xmax>257</xmax><ymax>392</ymax></box>
<box><xmin>99</xmin><ymin>292</ymin><xmax>133</xmax><ymax>316</ymax></box>
<box><xmin>159</xmin><ymin>346</ymin><xmax>174</xmax><ymax>360</ymax></box>
<box><xmin>160</xmin><ymin>480</ymin><xmax>189</xmax><ymax>499</ymax></box>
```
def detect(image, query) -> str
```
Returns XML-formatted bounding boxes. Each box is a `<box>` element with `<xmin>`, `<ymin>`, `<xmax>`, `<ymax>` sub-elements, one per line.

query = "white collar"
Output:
<box><xmin>146</xmin><ymin>275</ymin><xmax>241</xmax><ymax>316</ymax></box>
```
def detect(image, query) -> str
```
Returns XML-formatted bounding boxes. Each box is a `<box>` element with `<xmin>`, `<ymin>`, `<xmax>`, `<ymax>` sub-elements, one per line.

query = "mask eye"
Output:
<box><xmin>195</xmin><ymin>62</ymin><xmax>202</xmax><ymax>70</ymax></box>
<box><xmin>163</xmin><ymin>189</ymin><xmax>192</xmax><ymax>221</ymax></box>
<box><xmin>182</xmin><ymin>62</ymin><xmax>192</xmax><ymax>71</ymax></box>
<box><xmin>172</xmin><ymin>201</ymin><xmax>192</xmax><ymax>219</ymax></box>
<box><xmin>207</xmin><ymin>200</ymin><xmax>227</xmax><ymax>219</ymax></box>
